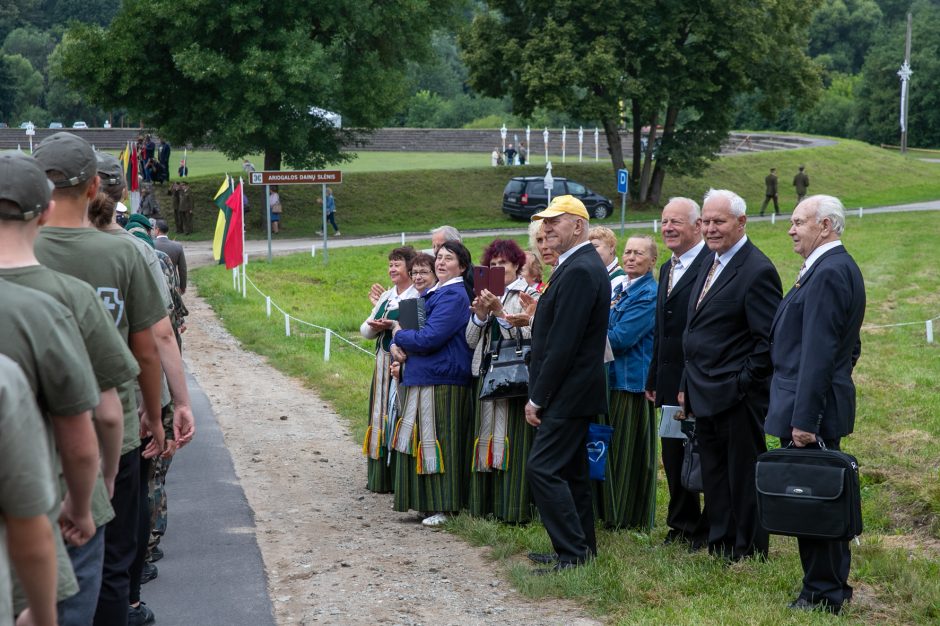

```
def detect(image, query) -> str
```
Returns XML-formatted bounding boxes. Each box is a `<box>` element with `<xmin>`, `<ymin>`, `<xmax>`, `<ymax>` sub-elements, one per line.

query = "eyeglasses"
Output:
<box><xmin>410</xmin><ymin>270</ymin><xmax>433</xmax><ymax>277</ymax></box>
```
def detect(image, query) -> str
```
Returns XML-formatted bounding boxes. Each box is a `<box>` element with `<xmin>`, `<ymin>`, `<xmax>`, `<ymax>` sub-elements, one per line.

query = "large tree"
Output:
<box><xmin>461</xmin><ymin>0</ymin><xmax>822</xmax><ymax>204</ymax></box>
<box><xmin>57</xmin><ymin>0</ymin><xmax>459</xmax><ymax>170</ymax></box>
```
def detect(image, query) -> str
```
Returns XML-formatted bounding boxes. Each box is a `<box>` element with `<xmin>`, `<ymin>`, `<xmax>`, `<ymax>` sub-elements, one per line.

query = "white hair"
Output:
<box><xmin>527</xmin><ymin>219</ymin><xmax>543</xmax><ymax>252</ymax></box>
<box><xmin>667</xmin><ymin>196</ymin><xmax>701</xmax><ymax>221</ymax></box>
<box><xmin>430</xmin><ymin>225</ymin><xmax>462</xmax><ymax>243</ymax></box>
<box><xmin>703</xmin><ymin>188</ymin><xmax>746</xmax><ymax>217</ymax></box>
<box><xmin>804</xmin><ymin>194</ymin><xmax>846</xmax><ymax>235</ymax></box>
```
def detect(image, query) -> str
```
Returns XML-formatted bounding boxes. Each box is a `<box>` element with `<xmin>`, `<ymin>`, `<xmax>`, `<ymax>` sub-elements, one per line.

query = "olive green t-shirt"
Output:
<box><xmin>0</xmin><ymin>355</ymin><xmax>58</xmax><ymax>623</ymax></box>
<box><xmin>36</xmin><ymin>226</ymin><xmax>167</xmax><ymax>453</ymax></box>
<box><xmin>0</xmin><ymin>265</ymin><xmax>139</xmax><ymax>527</ymax></box>
<box><xmin>0</xmin><ymin>281</ymin><xmax>100</xmax><ymax>608</ymax></box>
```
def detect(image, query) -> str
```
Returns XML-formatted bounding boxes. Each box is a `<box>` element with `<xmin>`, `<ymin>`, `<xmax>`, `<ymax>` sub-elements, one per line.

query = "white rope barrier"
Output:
<box><xmin>862</xmin><ymin>314</ymin><xmax>939</xmax><ymax>343</ymax></box>
<box><xmin>241</xmin><ymin>274</ymin><xmax>373</xmax><ymax>356</ymax></box>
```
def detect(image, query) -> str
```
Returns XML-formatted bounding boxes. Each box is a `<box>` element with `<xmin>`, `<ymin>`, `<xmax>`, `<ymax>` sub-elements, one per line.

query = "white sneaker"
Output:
<box><xmin>333</xmin><ymin>231</ymin><xmax>341</xmax><ymax>236</ymax></box>
<box><xmin>421</xmin><ymin>513</ymin><xmax>448</xmax><ymax>527</ymax></box>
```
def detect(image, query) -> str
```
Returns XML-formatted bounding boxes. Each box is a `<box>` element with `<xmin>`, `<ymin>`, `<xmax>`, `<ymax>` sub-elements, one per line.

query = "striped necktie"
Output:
<box><xmin>696</xmin><ymin>258</ymin><xmax>720</xmax><ymax>309</ymax></box>
<box><xmin>666</xmin><ymin>257</ymin><xmax>679</xmax><ymax>296</ymax></box>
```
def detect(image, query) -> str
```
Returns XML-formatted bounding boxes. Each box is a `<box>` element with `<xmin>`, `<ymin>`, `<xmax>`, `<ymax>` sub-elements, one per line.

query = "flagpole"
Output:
<box><xmin>241</xmin><ymin>176</ymin><xmax>247</xmax><ymax>297</ymax></box>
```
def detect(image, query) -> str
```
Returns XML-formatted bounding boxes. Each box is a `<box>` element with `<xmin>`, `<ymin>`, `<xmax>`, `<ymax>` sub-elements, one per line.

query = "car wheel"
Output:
<box><xmin>592</xmin><ymin>203</ymin><xmax>610</xmax><ymax>220</ymax></box>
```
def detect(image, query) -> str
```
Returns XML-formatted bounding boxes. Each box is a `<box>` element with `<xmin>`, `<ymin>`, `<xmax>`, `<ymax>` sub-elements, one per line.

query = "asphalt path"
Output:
<box><xmin>142</xmin><ymin>373</ymin><xmax>276</xmax><ymax>626</ymax></box>
<box><xmin>182</xmin><ymin>199</ymin><xmax>940</xmax><ymax>268</ymax></box>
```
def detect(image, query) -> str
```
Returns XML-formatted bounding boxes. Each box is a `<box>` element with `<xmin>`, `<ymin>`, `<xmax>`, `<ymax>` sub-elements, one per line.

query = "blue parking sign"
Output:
<box><xmin>617</xmin><ymin>169</ymin><xmax>628</xmax><ymax>194</ymax></box>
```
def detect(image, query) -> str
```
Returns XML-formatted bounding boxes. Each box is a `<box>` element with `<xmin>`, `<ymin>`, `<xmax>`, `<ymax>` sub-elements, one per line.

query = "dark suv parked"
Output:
<box><xmin>501</xmin><ymin>176</ymin><xmax>612</xmax><ymax>219</ymax></box>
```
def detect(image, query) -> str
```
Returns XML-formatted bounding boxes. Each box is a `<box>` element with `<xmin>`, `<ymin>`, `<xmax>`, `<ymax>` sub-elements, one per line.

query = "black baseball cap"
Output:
<box><xmin>0</xmin><ymin>151</ymin><xmax>53</xmax><ymax>221</ymax></box>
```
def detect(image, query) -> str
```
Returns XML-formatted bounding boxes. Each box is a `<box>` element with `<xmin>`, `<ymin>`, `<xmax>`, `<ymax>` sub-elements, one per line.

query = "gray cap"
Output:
<box><xmin>0</xmin><ymin>150</ymin><xmax>53</xmax><ymax>221</ymax></box>
<box><xmin>33</xmin><ymin>132</ymin><xmax>97</xmax><ymax>188</ymax></box>
<box><xmin>96</xmin><ymin>152</ymin><xmax>125</xmax><ymax>186</ymax></box>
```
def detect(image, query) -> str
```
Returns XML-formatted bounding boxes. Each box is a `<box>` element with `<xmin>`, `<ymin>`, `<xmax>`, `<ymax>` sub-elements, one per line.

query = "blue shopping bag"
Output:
<box><xmin>587</xmin><ymin>423</ymin><xmax>614</xmax><ymax>481</ymax></box>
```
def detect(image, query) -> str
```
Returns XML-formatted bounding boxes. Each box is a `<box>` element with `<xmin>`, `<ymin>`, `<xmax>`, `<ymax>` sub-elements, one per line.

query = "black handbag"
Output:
<box><xmin>755</xmin><ymin>442</ymin><xmax>863</xmax><ymax>541</ymax></box>
<box><xmin>479</xmin><ymin>328</ymin><xmax>530</xmax><ymax>400</ymax></box>
<box><xmin>680</xmin><ymin>429</ymin><xmax>703</xmax><ymax>493</ymax></box>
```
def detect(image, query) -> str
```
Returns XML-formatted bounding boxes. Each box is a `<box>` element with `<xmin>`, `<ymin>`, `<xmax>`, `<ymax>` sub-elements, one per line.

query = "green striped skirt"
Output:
<box><xmin>393</xmin><ymin>384</ymin><xmax>473</xmax><ymax>514</ymax></box>
<box><xmin>365</xmin><ymin>349</ymin><xmax>394</xmax><ymax>493</ymax></box>
<box><xmin>594</xmin><ymin>390</ymin><xmax>657</xmax><ymax>531</ymax></box>
<box><xmin>468</xmin><ymin>392</ymin><xmax>535</xmax><ymax>523</ymax></box>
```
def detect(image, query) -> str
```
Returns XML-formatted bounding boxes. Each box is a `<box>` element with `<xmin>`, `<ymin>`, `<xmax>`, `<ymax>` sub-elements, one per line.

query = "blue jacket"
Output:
<box><xmin>395</xmin><ymin>282</ymin><xmax>472</xmax><ymax>387</ymax></box>
<box><xmin>607</xmin><ymin>271</ymin><xmax>657</xmax><ymax>392</ymax></box>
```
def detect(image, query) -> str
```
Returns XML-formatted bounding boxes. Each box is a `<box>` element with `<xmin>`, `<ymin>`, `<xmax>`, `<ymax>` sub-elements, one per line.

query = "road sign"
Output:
<box><xmin>617</xmin><ymin>169</ymin><xmax>628</xmax><ymax>194</ymax></box>
<box><xmin>249</xmin><ymin>170</ymin><xmax>342</xmax><ymax>185</ymax></box>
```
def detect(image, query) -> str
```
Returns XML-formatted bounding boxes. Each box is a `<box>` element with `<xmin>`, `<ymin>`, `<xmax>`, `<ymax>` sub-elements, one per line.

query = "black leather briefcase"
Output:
<box><xmin>755</xmin><ymin>444</ymin><xmax>863</xmax><ymax>541</ymax></box>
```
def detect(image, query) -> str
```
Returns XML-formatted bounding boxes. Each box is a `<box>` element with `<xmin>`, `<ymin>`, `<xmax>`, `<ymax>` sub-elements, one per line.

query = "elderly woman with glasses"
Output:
<box><xmin>360</xmin><ymin>246</ymin><xmax>419</xmax><ymax>493</ymax></box>
<box><xmin>388</xmin><ymin>242</ymin><xmax>475</xmax><ymax>527</ymax></box>
<box><xmin>595</xmin><ymin>234</ymin><xmax>659</xmax><ymax>531</ymax></box>
<box><xmin>465</xmin><ymin>239</ymin><xmax>539</xmax><ymax>523</ymax></box>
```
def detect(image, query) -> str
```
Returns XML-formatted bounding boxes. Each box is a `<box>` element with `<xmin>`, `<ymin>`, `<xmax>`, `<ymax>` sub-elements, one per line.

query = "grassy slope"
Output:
<box><xmin>194</xmin><ymin>212</ymin><xmax>940</xmax><ymax>625</ymax></box>
<box><xmin>162</xmin><ymin>139</ymin><xmax>940</xmax><ymax>242</ymax></box>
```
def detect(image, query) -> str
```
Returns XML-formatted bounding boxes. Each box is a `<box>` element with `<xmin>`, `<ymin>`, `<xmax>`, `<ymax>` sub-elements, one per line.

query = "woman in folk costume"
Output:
<box><xmin>589</xmin><ymin>226</ymin><xmax>628</xmax><ymax>305</ymax></box>
<box><xmin>466</xmin><ymin>239</ymin><xmax>539</xmax><ymax>523</ymax></box>
<box><xmin>388</xmin><ymin>241</ymin><xmax>474</xmax><ymax>527</ymax></box>
<box><xmin>360</xmin><ymin>246</ymin><xmax>418</xmax><ymax>493</ymax></box>
<box><xmin>596</xmin><ymin>235</ymin><xmax>659</xmax><ymax>530</ymax></box>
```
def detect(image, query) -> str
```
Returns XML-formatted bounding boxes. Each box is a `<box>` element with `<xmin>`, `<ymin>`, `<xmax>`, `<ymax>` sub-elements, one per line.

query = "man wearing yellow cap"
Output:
<box><xmin>524</xmin><ymin>195</ymin><xmax>611</xmax><ymax>573</ymax></box>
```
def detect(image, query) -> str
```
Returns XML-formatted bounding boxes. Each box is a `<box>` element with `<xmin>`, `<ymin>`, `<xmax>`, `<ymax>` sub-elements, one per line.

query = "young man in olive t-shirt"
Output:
<box><xmin>0</xmin><ymin>355</ymin><xmax>60</xmax><ymax>626</ymax></box>
<box><xmin>33</xmin><ymin>132</ymin><xmax>166</xmax><ymax>626</ymax></box>
<box><xmin>0</xmin><ymin>150</ymin><xmax>142</xmax><ymax>624</ymax></box>
<box><xmin>0</xmin><ymin>280</ymin><xmax>101</xmax><ymax>617</ymax></box>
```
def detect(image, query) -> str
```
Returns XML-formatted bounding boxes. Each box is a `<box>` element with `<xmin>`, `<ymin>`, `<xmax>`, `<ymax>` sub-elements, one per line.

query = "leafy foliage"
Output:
<box><xmin>56</xmin><ymin>0</ymin><xmax>461</xmax><ymax>169</ymax></box>
<box><xmin>460</xmin><ymin>0</ymin><xmax>822</xmax><ymax>203</ymax></box>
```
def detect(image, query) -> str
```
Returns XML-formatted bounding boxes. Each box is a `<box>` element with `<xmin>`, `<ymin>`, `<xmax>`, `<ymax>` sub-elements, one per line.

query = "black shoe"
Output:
<box><xmin>527</xmin><ymin>552</ymin><xmax>558</xmax><ymax>565</ymax></box>
<box><xmin>128</xmin><ymin>602</ymin><xmax>156</xmax><ymax>626</ymax></box>
<box><xmin>687</xmin><ymin>539</ymin><xmax>707</xmax><ymax>553</ymax></box>
<box><xmin>662</xmin><ymin>530</ymin><xmax>685</xmax><ymax>545</ymax></box>
<box><xmin>141</xmin><ymin>562</ymin><xmax>158</xmax><ymax>584</ymax></box>
<box><xmin>148</xmin><ymin>545</ymin><xmax>163</xmax><ymax>563</ymax></box>
<box><xmin>787</xmin><ymin>597</ymin><xmax>842</xmax><ymax>614</ymax></box>
<box><xmin>531</xmin><ymin>561</ymin><xmax>580</xmax><ymax>576</ymax></box>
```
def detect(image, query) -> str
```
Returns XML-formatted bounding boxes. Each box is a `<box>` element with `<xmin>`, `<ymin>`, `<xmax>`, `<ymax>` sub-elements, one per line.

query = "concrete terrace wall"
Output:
<box><xmin>0</xmin><ymin>127</ymin><xmax>822</xmax><ymax>155</ymax></box>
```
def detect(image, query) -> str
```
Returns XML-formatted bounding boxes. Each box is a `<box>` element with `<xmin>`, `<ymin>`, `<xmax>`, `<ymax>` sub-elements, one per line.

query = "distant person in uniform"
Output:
<box><xmin>793</xmin><ymin>165</ymin><xmax>810</xmax><ymax>204</ymax></box>
<box><xmin>177</xmin><ymin>160</ymin><xmax>188</xmax><ymax>178</ymax></box>
<box><xmin>760</xmin><ymin>168</ymin><xmax>780</xmax><ymax>216</ymax></box>
<box><xmin>179</xmin><ymin>182</ymin><xmax>194</xmax><ymax>235</ymax></box>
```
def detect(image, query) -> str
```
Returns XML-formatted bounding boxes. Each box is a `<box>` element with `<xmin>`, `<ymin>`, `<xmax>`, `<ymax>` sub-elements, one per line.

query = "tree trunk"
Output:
<box><xmin>648</xmin><ymin>104</ymin><xmax>680</xmax><ymax>205</ymax></box>
<box><xmin>264</xmin><ymin>147</ymin><xmax>282</xmax><ymax>172</ymax></box>
<box><xmin>631</xmin><ymin>100</ymin><xmax>643</xmax><ymax>199</ymax></box>
<box><xmin>602</xmin><ymin>116</ymin><xmax>625</xmax><ymax>173</ymax></box>
<box><xmin>638</xmin><ymin>111</ymin><xmax>659</xmax><ymax>203</ymax></box>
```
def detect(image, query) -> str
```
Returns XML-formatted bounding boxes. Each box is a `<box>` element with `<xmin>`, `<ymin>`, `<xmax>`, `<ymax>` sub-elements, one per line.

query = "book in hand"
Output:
<box><xmin>398</xmin><ymin>298</ymin><xmax>426</xmax><ymax>330</ymax></box>
<box><xmin>473</xmin><ymin>265</ymin><xmax>505</xmax><ymax>297</ymax></box>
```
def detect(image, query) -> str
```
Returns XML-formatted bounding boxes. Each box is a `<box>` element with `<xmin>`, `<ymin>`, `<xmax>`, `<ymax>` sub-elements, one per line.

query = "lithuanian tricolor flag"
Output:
<box><xmin>212</xmin><ymin>175</ymin><xmax>234</xmax><ymax>264</ymax></box>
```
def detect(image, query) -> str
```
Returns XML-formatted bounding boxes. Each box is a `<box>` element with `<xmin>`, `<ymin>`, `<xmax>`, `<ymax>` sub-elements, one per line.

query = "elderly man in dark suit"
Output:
<box><xmin>765</xmin><ymin>195</ymin><xmax>865</xmax><ymax>614</ymax></box>
<box><xmin>153</xmin><ymin>219</ymin><xmax>188</xmax><ymax>294</ymax></box>
<box><xmin>678</xmin><ymin>188</ymin><xmax>782</xmax><ymax>561</ymax></box>
<box><xmin>524</xmin><ymin>195</ymin><xmax>610</xmax><ymax>573</ymax></box>
<box><xmin>645</xmin><ymin>197</ymin><xmax>711</xmax><ymax>549</ymax></box>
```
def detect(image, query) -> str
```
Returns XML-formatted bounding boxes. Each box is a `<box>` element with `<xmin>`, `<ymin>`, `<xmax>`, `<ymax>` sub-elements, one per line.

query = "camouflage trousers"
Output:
<box><xmin>147</xmin><ymin>402</ymin><xmax>175</xmax><ymax>558</ymax></box>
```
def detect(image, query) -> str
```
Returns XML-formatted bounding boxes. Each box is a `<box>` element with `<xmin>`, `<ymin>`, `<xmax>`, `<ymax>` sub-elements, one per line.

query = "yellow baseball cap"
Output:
<box><xmin>531</xmin><ymin>194</ymin><xmax>589</xmax><ymax>221</ymax></box>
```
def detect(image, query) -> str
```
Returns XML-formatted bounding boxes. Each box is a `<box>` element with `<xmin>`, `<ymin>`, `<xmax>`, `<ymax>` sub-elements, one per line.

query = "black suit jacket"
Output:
<box><xmin>529</xmin><ymin>242</ymin><xmax>610</xmax><ymax>418</ymax></box>
<box><xmin>681</xmin><ymin>239</ymin><xmax>782</xmax><ymax>417</ymax></box>
<box><xmin>646</xmin><ymin>243</ymin><xmax>711</xmax><ymax>406</ymax></box>
<box><xmin>765</xmin><ymin>245</ymin><xmax>865</xmax><ymax>439</ymax></box>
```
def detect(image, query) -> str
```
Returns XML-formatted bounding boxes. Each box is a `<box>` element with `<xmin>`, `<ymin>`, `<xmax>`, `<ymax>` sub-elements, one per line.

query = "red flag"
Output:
<box><xmin>130</xmin><ymin>143</ymin><xmax>139</xmax><ymax>192</ymax></box>
<box><xmin>223</xmin><ymin>181</ymin><xmax>244</xmax><ymax>269</ymax></box>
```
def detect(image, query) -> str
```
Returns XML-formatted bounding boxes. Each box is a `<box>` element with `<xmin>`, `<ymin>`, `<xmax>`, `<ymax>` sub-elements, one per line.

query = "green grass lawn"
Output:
<box><xmin>194</xmin><ymin>212</ymin><xmax>940</xmax><ymax>625</ymax></box>
<box><xmin>157</xmin><ymin>138</ymin><xmax>940</xmax><ymax>244</ymax></box>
